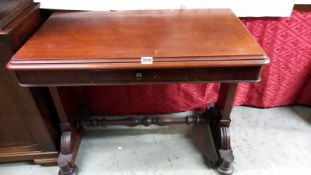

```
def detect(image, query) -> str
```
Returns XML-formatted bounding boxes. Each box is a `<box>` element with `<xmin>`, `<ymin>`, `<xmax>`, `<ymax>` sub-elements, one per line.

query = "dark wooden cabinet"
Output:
<box><xmin>0</xmin><ymin>0</ymin><xmax>58</xmax><ymax>164</ymax></box>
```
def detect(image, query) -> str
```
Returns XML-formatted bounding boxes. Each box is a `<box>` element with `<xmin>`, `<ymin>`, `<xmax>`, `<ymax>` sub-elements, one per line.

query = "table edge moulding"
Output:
<box><xmin>7</xmin><ymin>9</ymin><xmax>269</xmax><ymax>175</ymax></box>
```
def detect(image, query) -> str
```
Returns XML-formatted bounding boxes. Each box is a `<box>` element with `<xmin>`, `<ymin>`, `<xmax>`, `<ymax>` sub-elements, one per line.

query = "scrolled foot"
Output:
<box><xmin>205</xmin><ymin>105</ymin><xmax>235</xmax><ymax>175</ymax></box>
<box><xmin>217</xmin><ymin>159</ymin><xmax>234</xmax><ymax>175</ymax></box>
<box><xmin>58</xmin><ymin>164</ymin><xmax>78</xmax><ymax>175</ymax></box>
<box><xmin>58</xmin><ymin>131</ymin><xmax>77</xmax><ymax>175</ymax></box>
<box><xmin>216</xmin><ymin>148</ymin><xmax>234</xmax><ymax>174</ymax></box>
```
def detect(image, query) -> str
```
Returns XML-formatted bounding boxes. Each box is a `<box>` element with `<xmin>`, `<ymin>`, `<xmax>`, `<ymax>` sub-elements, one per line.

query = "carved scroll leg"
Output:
<box><xmin>58</xmin><ymin>131</ymin><xmax>77</xmax><ymax>175</ymax></box>
<box><xmin>49</xmin><ymin>87</ymin><xmax>81</xmax><ymax>175</ymax></box>
<box><xmin>215</xmin><ymin>120</ymin><xmax>234</xmax><ymax>175</ymax></box>
<box><xmin>206</xmin><ymin>83</ymin><xmax>237</xmax><ymax>175</ymax></box>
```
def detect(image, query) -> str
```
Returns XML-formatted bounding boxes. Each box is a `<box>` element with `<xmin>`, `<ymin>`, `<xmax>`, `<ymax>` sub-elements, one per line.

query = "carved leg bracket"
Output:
<box><xmin>216</xmin><ymin>123</ymin><xmax>234</xmax><ymax>175</ymax></box>
<box><xmin>58</xmin><ymin>131</ymin><xmax>77</xmax><ymax>175</ymax></box>
<box><xmin>49</xmin><ymin>87</ymin><xmax>81</xmax><ymax>175</ymax></box>
<box><xmin>205</xmin><ymin>105</ymin><xmax>234</xmax><ymax>175</ymax></box>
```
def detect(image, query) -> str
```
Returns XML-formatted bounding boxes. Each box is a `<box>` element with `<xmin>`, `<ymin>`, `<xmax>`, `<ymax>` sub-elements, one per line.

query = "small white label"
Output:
<box><xmin>141</xmin><ymin>56</ymin><xmax>153</xmax><ymax>64</ymax></box>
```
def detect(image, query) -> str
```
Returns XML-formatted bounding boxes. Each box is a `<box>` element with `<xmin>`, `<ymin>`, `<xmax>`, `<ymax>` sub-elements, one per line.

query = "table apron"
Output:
<box><xmin>16</xmin><ymin>66</ymin><xmax>263</xmax><ymax>87</ymax></box>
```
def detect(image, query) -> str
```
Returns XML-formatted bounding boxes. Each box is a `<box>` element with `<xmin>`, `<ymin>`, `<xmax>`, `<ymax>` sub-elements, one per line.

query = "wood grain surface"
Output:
<box><xmin>8</xmin><ymin>9</ymin><xmax>269</xmax><ymax>70</ymax></box>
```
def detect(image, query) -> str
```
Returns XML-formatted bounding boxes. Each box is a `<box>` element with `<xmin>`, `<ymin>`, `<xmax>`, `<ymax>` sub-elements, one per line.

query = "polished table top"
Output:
<box><xmin>8</xmin><ymin>9</ymin><xmax>268</xmax><ymax>70</ymax></box>
<box><xmin>7</xmin><ymin>9</ymin><xmax>269</xmax><ymax>87</ymax></box>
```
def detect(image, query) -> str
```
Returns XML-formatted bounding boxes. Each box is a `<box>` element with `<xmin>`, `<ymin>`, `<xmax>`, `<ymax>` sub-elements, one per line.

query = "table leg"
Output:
<box><xmin>49</xmin><ymin>84</ymin><xmax>237</xmax><ymax>175</ymax></box>
<box><xmin>49</xmin><ymin>87</ymin><xmax>80</xmax><ymax>175</ymax></box>
<box><xmin>206</xmin><ymin>83</ymin><xmax>237</xmax><ymax>175</ymax></box>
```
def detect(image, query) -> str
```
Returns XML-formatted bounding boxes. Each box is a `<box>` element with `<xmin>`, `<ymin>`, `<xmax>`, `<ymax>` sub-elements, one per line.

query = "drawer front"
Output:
<box><xmin>17</xmin><ymin>66</ymin><xmax>262</xmax><ymax>87</ymax></box>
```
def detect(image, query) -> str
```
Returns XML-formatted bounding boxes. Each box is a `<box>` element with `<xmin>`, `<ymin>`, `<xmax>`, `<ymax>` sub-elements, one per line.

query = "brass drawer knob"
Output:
<box><xmin>135</xmin><ymin>72</ymin><xmax>143</xmax><ymax>80</ymax></box>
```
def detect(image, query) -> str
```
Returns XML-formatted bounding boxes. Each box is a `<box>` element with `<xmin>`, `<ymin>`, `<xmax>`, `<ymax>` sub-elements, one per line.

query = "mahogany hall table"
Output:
<box><xmin>7</xmin><ymin>9</ymin><xmax>269</xmax><ymax>175</ymax></box>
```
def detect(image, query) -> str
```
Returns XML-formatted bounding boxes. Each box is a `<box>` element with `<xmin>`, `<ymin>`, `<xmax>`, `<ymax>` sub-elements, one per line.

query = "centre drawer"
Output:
<box><xmin>16</xmin><ymin>66</ymin><xmax>262</xmax><ymax>87</ymax></box>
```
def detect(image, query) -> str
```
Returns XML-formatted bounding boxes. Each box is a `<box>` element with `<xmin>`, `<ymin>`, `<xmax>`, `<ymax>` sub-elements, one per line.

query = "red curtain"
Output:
<box><xmin>77</xmin><ymin>10</ymin><xmax>311</xmax><ymax>115</ymax></box>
